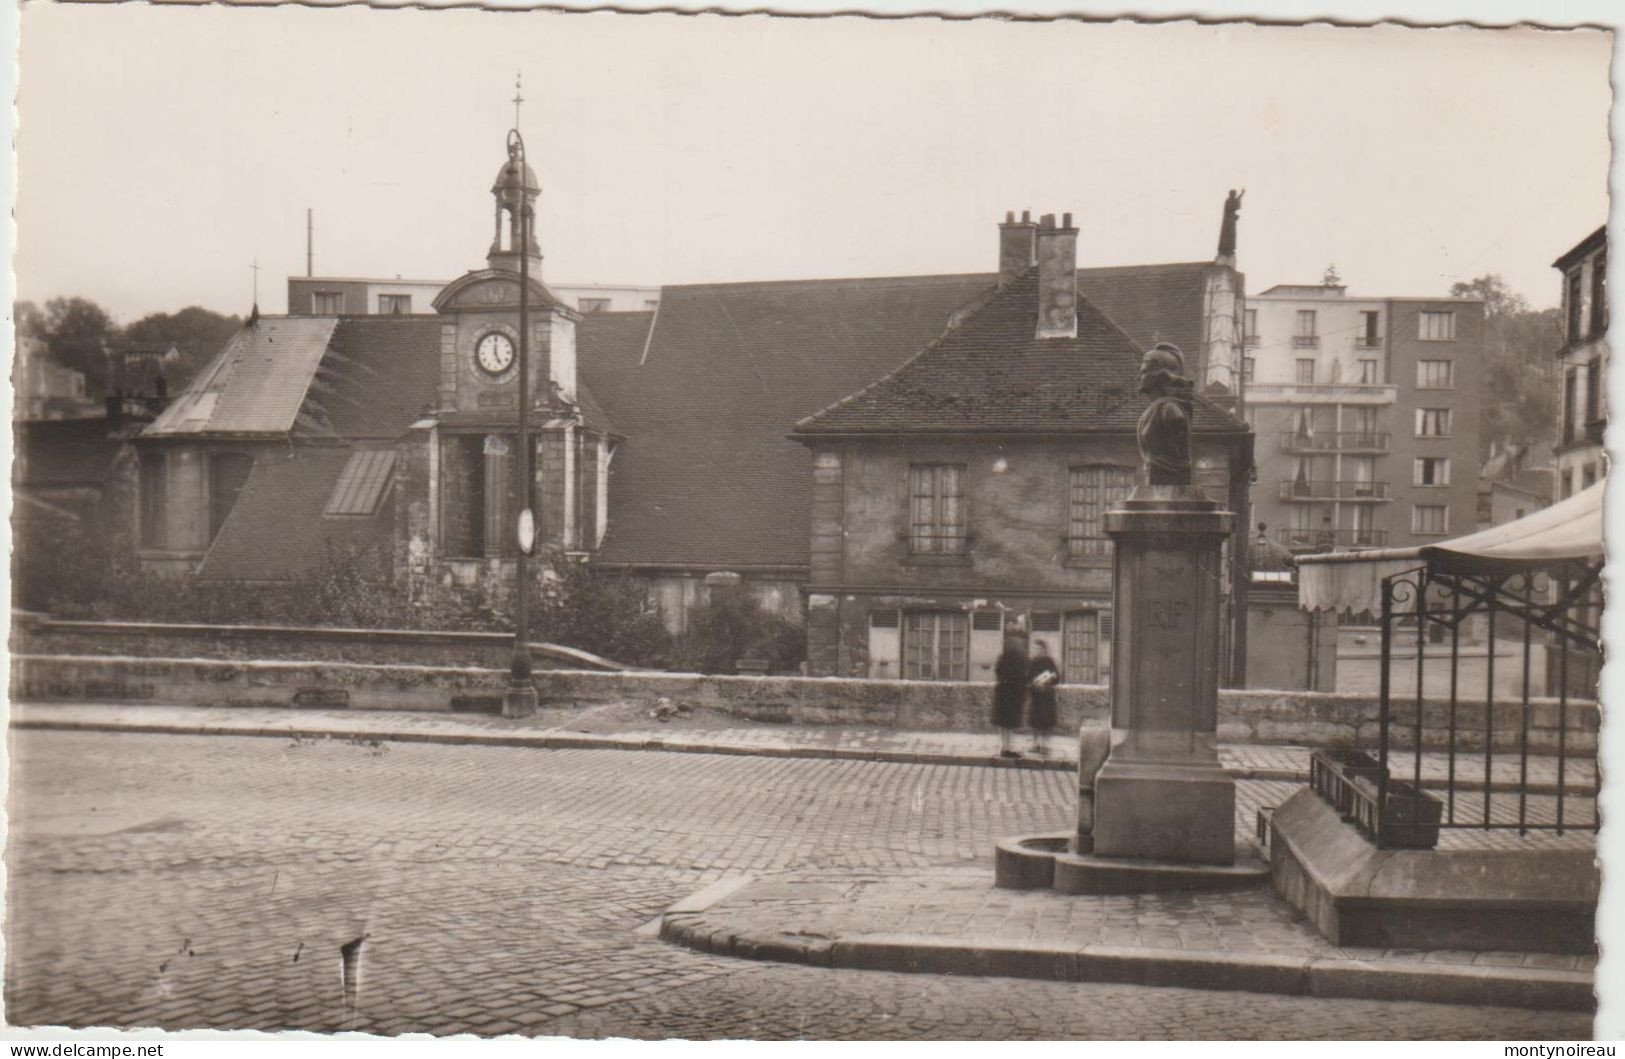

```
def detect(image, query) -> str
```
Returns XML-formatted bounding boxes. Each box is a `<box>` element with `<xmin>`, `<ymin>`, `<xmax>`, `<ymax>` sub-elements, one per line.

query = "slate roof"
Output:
<box><xmin>196</xmin><ymin>446</ymin><xmax>393</xmax><ymax>582</ymax></box>
<box><xmin>794</xmin><ymin>268</ymin><xmax>1248</xmax><ymax>435</ymax></box>
<box><xmin>304</xmin><ymin>316</ymin><xmax>442</xmax><ymax>439</ymax></box>
<box><xmin>577</xmin><ymin>263</ymin><xmax>1226</xmax><ymax>568</ymax></box>
<box><xmin>145</xmin><ymin>317</ymin><xmax>337</xmax><ymax>436</ymax></box>
<box><xmin>578</xmin><ymin>276</ymin><xmax>1000</xmax><ymax>567</ymax></box>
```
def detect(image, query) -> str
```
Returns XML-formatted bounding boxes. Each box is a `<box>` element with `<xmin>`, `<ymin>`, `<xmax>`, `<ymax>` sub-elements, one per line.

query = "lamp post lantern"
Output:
<box><xmin>501</xmin><ymin>126</ymin><xmax>539</xmax><ymax>719</ymax></box>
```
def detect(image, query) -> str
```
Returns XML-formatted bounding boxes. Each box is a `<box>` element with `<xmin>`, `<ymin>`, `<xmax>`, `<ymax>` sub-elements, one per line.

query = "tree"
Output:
<box><xmin>121</xmin><ymin>306</ymin><xmax>242</xmax><ymax>391</ymax></box>
<box><xmin>39</xmin><ymin>297</ymin><xmax>117</xmax><ymax>397</ymax></box>
<box><xmin>1450</xmin><ymin>274</ymin><xmax>1562</xmax><ymax>459</ymax></box>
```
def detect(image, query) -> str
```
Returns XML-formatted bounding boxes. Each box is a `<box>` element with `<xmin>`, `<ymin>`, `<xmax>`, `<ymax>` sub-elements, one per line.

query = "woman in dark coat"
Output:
<box><xmin>991</xmin><ymin>636</ymin><xmax>1028</xmax><ymax>758</ymax></box>
<box><xmin>1026</xmin><ymin>639</ymin><xmax>1061</xmax><ymax>756</ymax></box>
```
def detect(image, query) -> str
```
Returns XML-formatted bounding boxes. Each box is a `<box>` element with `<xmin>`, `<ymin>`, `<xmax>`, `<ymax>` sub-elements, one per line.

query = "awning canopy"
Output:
<box><xmin>1296</xmin><ymin>482</ymin><xmax>1605</xmax><ymax>614</ymax></box>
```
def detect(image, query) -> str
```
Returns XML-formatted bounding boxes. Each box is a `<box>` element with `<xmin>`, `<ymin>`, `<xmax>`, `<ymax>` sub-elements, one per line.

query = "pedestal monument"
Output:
<box><xmin>994</xmin><ymin>342</ymin><xmax>1259</xmax><ymax>892</ymax></box>
<box><xmin>1089</xmin><ymin>343</ymin><xmax>1236</xmax><ymax>865</ymax></box>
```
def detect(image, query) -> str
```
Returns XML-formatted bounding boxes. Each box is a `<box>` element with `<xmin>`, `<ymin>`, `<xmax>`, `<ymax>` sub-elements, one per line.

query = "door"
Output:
<box><xmin>903</xmin><ymin>612</ymin><xmax>969</xmax><ymax>681</ymax></box>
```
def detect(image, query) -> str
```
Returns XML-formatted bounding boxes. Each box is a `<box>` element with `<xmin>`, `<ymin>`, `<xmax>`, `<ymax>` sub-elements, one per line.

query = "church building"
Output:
<box><xmin>130</xmin><ymin>128</ymin><xmax>1255</xmax><ymax>676</ymax></box>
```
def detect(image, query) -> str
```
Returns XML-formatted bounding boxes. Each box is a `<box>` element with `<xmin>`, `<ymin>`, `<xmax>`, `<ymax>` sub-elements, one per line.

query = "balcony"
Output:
<box><xmin>1292</xmin><ymin>335</ymin><xmax>1320</xmax><ymax>349</ymax></box>
<box><xmin>1243</xmin><ymin>334</ymin><xmax>1261</xmax><ymax>349</ymax></box>
<box><xmin>1277</xmin><ymin>430</ymin><xmax>1391</xmax><ymax>454</ymax></box>
<box><xmin>1355</xmin><ymin>336</ymin><xmax>1383</xmax><ymax>350</ymax></box>
<box><xmin>1246</xmin><ymin>382</ymin><xmax>1396</xmax><ymax>405</ymax></box>
<box><xmin>1278</xmin><ymin>527</ymin><xmax>1389</xmax><ymax>552</ymax></box>
<box><xmin>1278</xmin><ymin>479</ymin><xmax>1392</xmax><ymax>502</ymax></box>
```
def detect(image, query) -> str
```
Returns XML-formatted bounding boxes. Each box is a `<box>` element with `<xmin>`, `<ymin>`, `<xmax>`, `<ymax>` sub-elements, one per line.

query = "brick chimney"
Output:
<box><xmin>998</xmin><ymin>209</ymin><xmax>1037</xmax><ymax>285</ymax></box>
<box><xmin>1035</xmin><ymin>212</ymin><xmax>1078</xmax><ymax>339</ymax></box>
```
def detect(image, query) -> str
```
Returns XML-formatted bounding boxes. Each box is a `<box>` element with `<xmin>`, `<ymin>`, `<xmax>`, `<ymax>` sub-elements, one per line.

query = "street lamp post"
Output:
<box><xmin>503</xmin><ymin>127</ymin><xmax>539</xmax><ymax>719</ymax></box>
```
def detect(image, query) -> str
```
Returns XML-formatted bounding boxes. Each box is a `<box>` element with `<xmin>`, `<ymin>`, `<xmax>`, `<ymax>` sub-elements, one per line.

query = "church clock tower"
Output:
<box><xmin>413</xmin><ymin>131</ymin><xmax>595</xmax><ymax>577</ymax></box>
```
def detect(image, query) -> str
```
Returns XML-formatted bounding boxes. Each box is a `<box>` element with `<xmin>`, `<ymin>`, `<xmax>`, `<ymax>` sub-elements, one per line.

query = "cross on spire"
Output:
<box><xmin>512</xmin><ymin>72</ymin><xmax>524</xmax><ymax>130</ymax></box>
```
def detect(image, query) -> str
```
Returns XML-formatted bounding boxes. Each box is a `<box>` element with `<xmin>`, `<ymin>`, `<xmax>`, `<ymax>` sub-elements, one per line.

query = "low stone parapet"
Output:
<box><xmin>9</xmin><ymin>651</ymin><xmax>1598</xmax><ymax>754</ymax></box>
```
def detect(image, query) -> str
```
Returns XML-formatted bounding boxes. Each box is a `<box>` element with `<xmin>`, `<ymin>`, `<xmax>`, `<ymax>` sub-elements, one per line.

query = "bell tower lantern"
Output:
<box><xmin>488</xmin><ymin>140</ymin><xmax>543</xmax><ymax>276</ymax></box>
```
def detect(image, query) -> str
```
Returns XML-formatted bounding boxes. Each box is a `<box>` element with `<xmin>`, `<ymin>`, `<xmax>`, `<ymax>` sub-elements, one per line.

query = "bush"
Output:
<box><xmin>12</xmin><ymin>523</ymin><xmax>673</xmax><ymax>667</ymax></box>
<box><xmin>670</xmin><ymin>588</ymin><xmax>805</xmax><ymax>674</ymax></box>
<box><xmin>537</xmin><ymin>564</ymin><xmax>671</xmax><ymax>668</ymax></box>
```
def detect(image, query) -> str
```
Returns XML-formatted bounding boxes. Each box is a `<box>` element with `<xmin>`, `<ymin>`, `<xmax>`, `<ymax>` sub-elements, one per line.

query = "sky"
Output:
<box><xmin>13</xmin><ymin>6</ymin><xmax>1613</xmax><ymax>323</ymax></box>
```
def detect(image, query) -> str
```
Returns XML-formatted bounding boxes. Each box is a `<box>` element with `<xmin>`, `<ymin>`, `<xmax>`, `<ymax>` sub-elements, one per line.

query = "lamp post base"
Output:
<box><xmin>503</xmin><ymin>684</ymin><xmax>538</xmax><ymax>719</ymax></box>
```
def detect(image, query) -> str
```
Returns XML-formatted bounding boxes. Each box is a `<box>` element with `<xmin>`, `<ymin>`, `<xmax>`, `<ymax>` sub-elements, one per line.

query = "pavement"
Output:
<box><xmin>4</xmin><ymin>702</ymin><xmax>1599</xmax><ymax>1038</ymax></box>
<box><xmin>9</xmin><ymin>699</ymin><xmax>1599</xmax><ymax>795</ymax></box>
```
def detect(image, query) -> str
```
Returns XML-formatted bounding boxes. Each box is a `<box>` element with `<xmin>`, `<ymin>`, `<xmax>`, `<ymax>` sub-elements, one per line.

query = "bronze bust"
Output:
<box><xmin>1136</xmin><ymin>342</ymin><xmax>1194</xmax><ymax>486</ymax></box>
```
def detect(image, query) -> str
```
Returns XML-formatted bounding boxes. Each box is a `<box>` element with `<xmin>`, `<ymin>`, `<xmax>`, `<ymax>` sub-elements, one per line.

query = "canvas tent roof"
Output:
<box><xmin>1296</xmin><ymin>482</ymin><xmax>1605</xmax><ymax>614</ymax></box>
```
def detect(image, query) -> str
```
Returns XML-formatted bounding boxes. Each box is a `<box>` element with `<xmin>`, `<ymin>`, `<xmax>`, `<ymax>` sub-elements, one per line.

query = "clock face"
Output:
<box><xmin>474</xmin><ymin>332</ymin><xmax>515</xmax><ymax>376</ymax></box>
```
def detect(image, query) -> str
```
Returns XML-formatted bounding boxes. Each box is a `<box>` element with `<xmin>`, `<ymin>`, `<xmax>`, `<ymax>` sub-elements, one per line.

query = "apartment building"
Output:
<box><xmin>1552</xmin><ymin>226</ymin><xmax>1607</xmax><ymax>499</ymax></box>
<box><xmin>1243</xmin><ymin>279</ymin><xmax>1482</xmax><ymax>555</ymax></box>
<box><xmin>287</xmin><ymin>276</ymin><xmax>660</xmax><ymax>316</ymax></box>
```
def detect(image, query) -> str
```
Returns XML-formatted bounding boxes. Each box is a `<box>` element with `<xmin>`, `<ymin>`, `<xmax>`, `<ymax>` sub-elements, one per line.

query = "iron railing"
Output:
<box><xmin>1278</xmin><ymin>527</ymin><xmax>1388</xmax><ymax>551</ymax></box>
<box><xmin>1356</xmin><ymin>561</ymin><xmax>1603</xmax><ymax>848</ymax></box>
<box><xmin>1278</xmin><ymin>479</ymin><xmax>1392</xmax><ymax>501</ymax></box>
<box><xmin>1278</xmin><ymin>430</ymin><xmax>1391</xmax><ymax>453</ymax></box>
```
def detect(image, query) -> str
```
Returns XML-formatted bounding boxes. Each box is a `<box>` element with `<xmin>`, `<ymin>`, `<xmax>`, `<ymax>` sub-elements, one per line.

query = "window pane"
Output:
<box><xmin>1069</xmin><ymin>466</ymin><xmax>1133</xmax><ymax>557</ymax></box>
<box><xmin>1063</xmin><ymin>611</ymin><xmax>1099</xmax><ymax>684</ymax></box>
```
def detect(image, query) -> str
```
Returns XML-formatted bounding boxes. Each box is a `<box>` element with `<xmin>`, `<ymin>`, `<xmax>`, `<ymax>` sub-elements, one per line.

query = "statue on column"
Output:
<box><xmin>1217</xmin><ymin>189</ymin><xmax>1244</xmax><ymax>260</ymax></box>
<box><xmin>1136</xmin><ymin>342</ymin><xmax>1194</xmax><ymax>486</ymax></box>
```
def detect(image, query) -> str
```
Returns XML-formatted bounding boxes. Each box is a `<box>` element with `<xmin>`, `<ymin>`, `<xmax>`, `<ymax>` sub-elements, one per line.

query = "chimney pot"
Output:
<box><xmin>1063</xmin><ymin>212</ymin><xmax>1073</xmax><ymax>228</ymax></box>
<box><xmin>1021</xmin><ymin>210</ymin><xmax>1031</xmax><ymax>223</ymax></box>
<box><xmin>1034</xmin><ymin>210</ymin><xmax>1079</xmax><ymax>340</ymax></box>
<box><xmin>997</xmin><ymin>211</ymin><xmax>1038</xmax><ymax>285</ymax></box>
<box><xmin>1005</xmin><ymin>210</ymin><xmax>1015</xmax><ymax>223</ymax></box>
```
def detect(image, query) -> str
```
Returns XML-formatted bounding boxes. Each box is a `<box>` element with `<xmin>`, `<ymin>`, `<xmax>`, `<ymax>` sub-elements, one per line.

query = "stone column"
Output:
<box><xmin>1090</xmin><ymin>485</ymin><xmax>1236</xmax><ymax>865</ymax></box>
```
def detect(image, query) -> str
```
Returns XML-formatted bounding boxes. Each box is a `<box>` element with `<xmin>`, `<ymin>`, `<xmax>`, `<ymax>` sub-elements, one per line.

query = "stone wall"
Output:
<box><xmin>11</xmin><ymin>637</ymin><xmax>1598</xmax><ymax>753</ymax></box>
<box><xmin>14</xmin><ymin>618</ymin><xmax>622</xmax><ymax>671</ymax></box>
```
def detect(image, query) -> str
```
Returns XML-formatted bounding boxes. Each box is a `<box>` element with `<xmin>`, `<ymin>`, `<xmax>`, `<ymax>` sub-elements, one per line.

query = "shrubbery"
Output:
<box><xmin>670</xmin><ymin>587</ymin><xmax>806</xmax><ymax>675</ymax></box>
<box><xmin>14</xmin><ymin>521</ymin><xmax>803</xmax><ymax>674</ymax></box>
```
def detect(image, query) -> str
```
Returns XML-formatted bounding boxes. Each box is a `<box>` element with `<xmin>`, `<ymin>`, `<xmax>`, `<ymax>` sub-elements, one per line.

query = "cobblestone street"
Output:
<box><xmin>4</xmin><ymin>730</ymin><xmax>1592</xmax><ymax>1039</ymax></box>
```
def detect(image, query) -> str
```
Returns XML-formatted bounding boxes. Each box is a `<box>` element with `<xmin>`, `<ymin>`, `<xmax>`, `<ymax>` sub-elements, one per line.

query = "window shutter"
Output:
<box><xmin>1031</xmin><ymin>612</ymin><xmax>1061</xmax><ymax>633</ymax></box>
<box><xmin>870</xmin><ymin>610</ymin><xmax>899</xmax><ymax>629</ymax></box>
<box><xmin>971</xmin><ymin>610</ymin><xmax>1003</xmax><ymax>632</ymax></box>
<box><xmin>1099</xmin><ymin>612</ymin><xmax>1114</xmax><ymax>640</ymax></box>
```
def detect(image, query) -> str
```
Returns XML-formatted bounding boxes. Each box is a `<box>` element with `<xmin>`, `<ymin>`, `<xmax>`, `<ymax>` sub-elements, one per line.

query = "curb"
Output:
<box><xmin>7</xmin><ymin>716</ymin><xmax>1589</xmax><ymax>794</ymax></box>
<box><xmin>657</xmin><ymin>916</ymin><xmax>1595</xmax><ymax>1013</ymax></box>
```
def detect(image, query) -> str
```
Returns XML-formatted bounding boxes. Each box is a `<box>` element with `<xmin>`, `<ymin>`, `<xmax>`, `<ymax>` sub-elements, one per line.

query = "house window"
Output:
<box><xmin>1585</xmin><ymin>357</ymin><xmax>1602</xmax><ymax>426</ymax></box>
<box><xmin>1242</xmin><ymin>357</ymin><xmax>1256</xmax><ymax>383</ymax></box>
<box><xmin>1590</xmin><ymin>251</ymin><xmax>1608</xmax><ymax>339</ymax></box>
<box><xmin>578</xmin><ymin>298</ymin><xmax>612</xmax><ymax>314</ymax></box>
<box><xmin>378</xmin><ymin>294</ymin><xmax>411</xmax><ymax>315</ymax></box>
<box><xmin>1350</xmin><ymin>505</ymin><xmax>1377</xmax><ymax>546</ymax></box>
<box><xmin>1583</xmin><ymin>463</ymin><xmax>1598</xmax><ymax>490</ymax></box>
<box><xmin>1295</xmin><ymin>359</ymin><xmax>1315</xmax><ymax>384</ymax></box>
<box><xmin>1293</xmin><ymin>310</ymin><xmax>1318</xmax><ymax>347</ymax></box>
<box><xmin>1414</xmin><ymin>457</ymin><xmax>1450</xmax><ymax>486</ymax></box>
<box><xmin>1419</xmin><ymin>312</ymin><xmax>1456</xmax><ymax>341</ymax></box>
<box><xmin>1062</xmin><ymin>611</ymin><xmax>1101</xmax><ymax>685</ymax></box>
<box><xmin>1243</xmin><ymin>309</ymin><xmax>1259</xmax><ymax>346</ymax></box>
<box><xmin>1358</xmin><ymin>359</ymin><xmax>1380</xmax><ymax>384</ymax></box>
<box><xmin>1417</xmin><ymin>360</ymin><xmax>1454</xmax><ymax>389</ymax></box>
<box><xmin>1566</xmin><ymin>268</ymin><xmax>1584</xmax><ymax>343</ymax></box>
<box><xmin>1564</xmin><ymin>367</ymin><xmax>1579</xmax><ymax>442</ymax></box>
<box><xmin>1358</xmin><ymin>310</ymin><xmax>1381</xmax><ymax>348</ymax></box>
<box><xmin>1562</xmin><ymin>468</ymin><xmax>1574</xmax><ymax>500</ymax></box>
<box><xmin>139</xmin><ymin>450</ymin><xmax>167</xmax><ymax>548</ymax></box>
<box><xmin>1412</xmin><ymin>504</ymin><xmax>1449</xmax><ymax>535</ymax></box>
<box><xmin>312</xmin><ymin>292</ymin><xmax>344</xmax><ymax>315</ymax></box>
<box><xmin>441</xmin><ymin>434</ymin><xmax>519</xmax><ymax>558</ymax></box>
<box><xmin>1068</xmin><ymin>465</ymin><xmax>1135</xmax><ymax>558</ymax></box>
<box><xmin>910</xmin><ymin>464</ymin><xmax>966</xmax><ymax>555</ymax></box>
<box><xmin>903</xmin><ymin>611</ymin><xmax>968</xmax><ymax>681</ymax></box>
<box><xmin>1415</xmin><ymin>408</ymin><xmax>1452</xmax><ymax>437</ymax></box>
